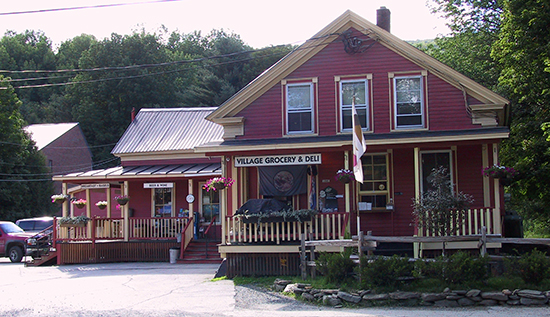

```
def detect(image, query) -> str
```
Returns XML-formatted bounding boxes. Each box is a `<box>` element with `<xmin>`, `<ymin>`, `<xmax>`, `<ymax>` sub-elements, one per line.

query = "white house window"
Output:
<box><xmin>286</xmin><ymin>83</ymin><xmax>313</xmax><ymax>134</ymax></box>
<box><xmin>154</xmin><ymin>188</ymin><xmax>173</xmax><ymax>217</ymax></box>
<box><xmin>394</xmin><ymin>76</ymin><xmax>424</xmax><ymax>128</ymax></box>
<box><xmin>359</xmin><ymin>154</ymin><xmax>389</xmax><ymax>209</ymax></box>
<box><xmin>341</xmin><ymin>80</ymin><xmax>368</xmax><ymax>131</ymax></box>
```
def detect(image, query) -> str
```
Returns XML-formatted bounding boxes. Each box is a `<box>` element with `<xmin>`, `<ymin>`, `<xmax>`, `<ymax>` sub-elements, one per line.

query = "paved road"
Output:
<box><xmin>1</xmin><ymin>258</ymin><xmax>549</xmax><ymax>317</ymax></box>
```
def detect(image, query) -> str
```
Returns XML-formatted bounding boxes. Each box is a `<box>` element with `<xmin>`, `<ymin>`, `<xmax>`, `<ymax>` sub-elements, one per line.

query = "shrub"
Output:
<box><xmin>420</xmin><ymin>252</ymin><xmax>489</xmax><ymax>285</ymax></box>
<box><xmin>359</xmin><ymin>255</ymin><xmax>415</xmax><ymax>289</ymax></box>
<box><xmin>505</xmin><ymin>249</ymin><xmax>550</xmax><ymax>284</ymax></box>
<box><xmin>315</xmin><ymin>249</ymin><xmax>355</xmax><ymax>284</ymax></box>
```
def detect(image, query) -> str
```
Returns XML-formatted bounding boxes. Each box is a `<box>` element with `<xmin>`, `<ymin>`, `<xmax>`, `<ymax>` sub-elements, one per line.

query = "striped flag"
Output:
<box><xmin>352</xmin><ymin>101</ymin><xmax>366</xmax><ymax>183</ymax></box>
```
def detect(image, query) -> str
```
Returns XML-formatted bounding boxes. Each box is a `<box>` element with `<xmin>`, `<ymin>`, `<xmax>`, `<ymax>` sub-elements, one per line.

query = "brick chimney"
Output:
<box><xmin>376</xmin><ymin>6</ymin><xmax>391</xmax><ymax>33</ymax></box>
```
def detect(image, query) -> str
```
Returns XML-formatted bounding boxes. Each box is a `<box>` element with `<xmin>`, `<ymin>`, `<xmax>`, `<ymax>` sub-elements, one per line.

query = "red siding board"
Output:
<box><xmin>237</xmin><ymin>28</ymin><xmax>481</xmax><ymax>140</ymax></box>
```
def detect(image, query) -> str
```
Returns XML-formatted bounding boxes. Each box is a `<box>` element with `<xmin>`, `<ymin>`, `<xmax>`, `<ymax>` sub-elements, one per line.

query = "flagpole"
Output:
<box><xmin>352</xmin><ymin>96</ymin><xmax>367</xmax><ymax>235</ymax></box>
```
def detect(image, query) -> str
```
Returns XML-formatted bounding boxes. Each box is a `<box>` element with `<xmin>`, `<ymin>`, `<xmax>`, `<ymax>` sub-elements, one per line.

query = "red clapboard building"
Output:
<box><xmin>51</xmin><ymin>9</ymin><xmax>509</xmax><ymax>273</ymax></box>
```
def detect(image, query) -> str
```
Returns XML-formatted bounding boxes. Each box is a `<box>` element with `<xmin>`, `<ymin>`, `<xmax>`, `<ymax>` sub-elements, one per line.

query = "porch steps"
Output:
<box><xmin>25</xmin><ymin>249</ymin><xmax>58</xmax><ymax>267</ymax></box>
<box><xmin>178</xmin><ymin>240</ymin><xmax>222</xmax><ymax>264</ymax></box>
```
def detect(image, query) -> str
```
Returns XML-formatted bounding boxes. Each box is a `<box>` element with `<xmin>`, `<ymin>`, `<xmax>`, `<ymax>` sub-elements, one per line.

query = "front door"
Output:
<box><xmin>421</xmin><ymin>151</ymin><xmax>452</xmax><ymax>193</ymax></box>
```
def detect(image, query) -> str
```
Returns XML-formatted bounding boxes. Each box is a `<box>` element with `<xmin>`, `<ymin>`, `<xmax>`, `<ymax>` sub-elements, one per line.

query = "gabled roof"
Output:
<box><xmin>207</xmin><ymin>10</ymin><xmax>509</xmax><ymax>123</ymax></box>
<box><xmin>112</xmin><ymin>107</ymin><xmax>223</xmax><ymax>156</ymax></box>
<box><xmin>24</xmin><ymin>123</ymin><xmax>79</xmax><ymax>150</ymax></box>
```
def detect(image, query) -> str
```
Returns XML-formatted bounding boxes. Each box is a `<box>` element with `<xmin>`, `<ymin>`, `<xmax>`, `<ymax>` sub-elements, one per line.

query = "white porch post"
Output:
<box><xmin>106</xmin><ymin>185</ymin><xmax>112</xmax><ymax>218</ymax></box>
<box><xmin>413</xmin><ymin>147</ymin><xmax>421</xmax><ymax>258</ymax></box>
<box><xmin>62</xmin><ymin>182</ymin><xmax>69</xmax><ymax>217</ymax></box>
<box><xmin>492</xmin><ymin>143</ymin><xmax>502</xmax><ymax>235</ymax></box>
<box><xmin>123</xmin><ymin>181</ymin><xmax>129</xmax><ymax>241</ymax></box>
<box><xmin>344</xmin><ymin>151</ymin><xmax>355</xmax><ymax>234</ymax></box>
<box><xmin>221</xmin><ymin>156</ymin><xmax>227</xmax><ymax>246</ymax></box>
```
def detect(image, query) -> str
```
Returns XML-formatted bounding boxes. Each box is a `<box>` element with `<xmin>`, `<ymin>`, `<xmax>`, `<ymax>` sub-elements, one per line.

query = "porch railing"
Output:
<box><xmin>55</xmin><ymin>216</ymin><xmax>190</xmax><ymax>242</ymax></box>
<box><xmin>129</xmin><ymin>217</ymin><xmax>189</xmax><ymax>240</ymax></box>
<box><xmin>418</xmin><ymin>208</ymin><xmax>499</xmax><ymax>237</ymax></box>
<box><xmin>224</xmin><ymin>212</ymin><xmax>349</xmax><ymax>245</ymax></box>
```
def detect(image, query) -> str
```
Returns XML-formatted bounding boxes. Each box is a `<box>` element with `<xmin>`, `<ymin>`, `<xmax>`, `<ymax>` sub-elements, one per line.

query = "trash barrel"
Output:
<box><xmin>169</xmin><ymin>248</ymin><xmax>180</xmax><ymax>264</ymax></box>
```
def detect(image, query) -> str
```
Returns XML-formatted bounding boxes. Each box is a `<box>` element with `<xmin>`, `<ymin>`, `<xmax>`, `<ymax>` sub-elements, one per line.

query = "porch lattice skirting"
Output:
<box><xmin>226</xmin><ymin>253</ymin><xmax>300</xmax><ymax>278</ymax></box>
<box><xmin>56</xmin><ymin>241</ymin><xmax>180</xmax><ymax>264</ymax></box>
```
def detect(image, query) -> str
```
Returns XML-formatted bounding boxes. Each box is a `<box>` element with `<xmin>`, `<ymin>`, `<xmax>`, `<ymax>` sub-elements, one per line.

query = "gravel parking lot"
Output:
<box><xmin>1</xmin><ymin>258</ymin><xmax>549</xmax><ymax>317</ymax></box>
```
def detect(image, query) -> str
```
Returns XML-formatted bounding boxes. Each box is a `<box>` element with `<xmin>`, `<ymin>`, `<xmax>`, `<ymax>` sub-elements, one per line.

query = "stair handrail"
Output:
<box><xmin>203</xmin><ymin>215</ymin><xmax>217</xmax><ymax>258</ymax></box>
<box><xmin>179</xmin><ymin>217</ymin><xmax>194</xmax><ymax>259</ymax></box>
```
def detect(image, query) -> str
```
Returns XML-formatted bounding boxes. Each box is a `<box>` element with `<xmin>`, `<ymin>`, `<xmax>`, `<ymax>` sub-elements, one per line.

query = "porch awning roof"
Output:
<box><xmin>52</xmin><ymin>163</ymin><xmax>221</xmax><ymax>182</ymax></box>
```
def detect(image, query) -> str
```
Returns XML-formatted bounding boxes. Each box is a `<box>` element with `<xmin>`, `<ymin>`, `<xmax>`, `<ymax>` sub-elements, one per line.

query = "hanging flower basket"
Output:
<box><xmin>96</xmin><ymin>201</ymin><xmax>108</xmax><ymax>210</ymax></box>
<box><xmin>335</xmin><ymin>169</ymin><xmax>354</xmax><ymax>183</ymax></box>
<box><xmin>115</xmin><ymin>195</ymin><xmax>130</xmax><ymax>206</ymax></box>
<box><xmin>204</xmin><ymin>177</ymin><xmax>235</xmax><ymax>192</ymax></box>
<box><xmin>51</xmin><ymin>194</ymin><xmax>68</xmax><ymax>204</ymax></box>
<box><xmin>482</xmin><ymin>164</ymin><xmax>517</xmax><ymax>186</ymax></box>
<box><xmin>72</xmin><ymin>199</ymin><xmax>87</xmax><ymax>209</ymax></box>
<box><xmin>213</xmin><ymin>183</ymin><xmax>227</xmax><ymax>190</ymax></box>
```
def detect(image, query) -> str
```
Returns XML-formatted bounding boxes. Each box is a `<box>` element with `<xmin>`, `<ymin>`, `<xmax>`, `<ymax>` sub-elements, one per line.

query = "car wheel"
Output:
<box><xmin>8</xmin><ymin>246</ymin><xmax>23</xmax><ymax>263</ymax></box>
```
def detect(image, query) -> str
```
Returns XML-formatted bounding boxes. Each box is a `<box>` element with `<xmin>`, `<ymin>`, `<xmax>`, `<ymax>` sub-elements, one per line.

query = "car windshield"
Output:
<box><xmin>0</xmin><ymin>222</ymin><xmax>24</xmax><ymax>234</ymax></box>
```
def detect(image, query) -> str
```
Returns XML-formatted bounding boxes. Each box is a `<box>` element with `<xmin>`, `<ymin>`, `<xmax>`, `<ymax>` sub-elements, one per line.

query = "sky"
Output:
<box><xmin>0</xmin><ymin>0</ymin><xmax>450</xmax><ymax>49</ymax></box>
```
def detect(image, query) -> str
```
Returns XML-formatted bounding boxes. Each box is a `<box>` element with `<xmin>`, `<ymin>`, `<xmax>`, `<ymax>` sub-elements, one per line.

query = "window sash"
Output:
<box><xmin>394</xmin><ymin>76</ymin><xmax>424</xmax><ymax>128</ymax></box>
<box><xmin>286</xmin><ymin>83</ymin><xmax>313</xmax><ymax>133</ymax></box>
<box><xmin>359</xmin><ymin>154</ymin><xmax>389</xmax><ymax>208</ymax></box>
<box><xmin>340</xmin><ymin>80</ymin><xmax>368</xmax><ymax>131</ymax></box>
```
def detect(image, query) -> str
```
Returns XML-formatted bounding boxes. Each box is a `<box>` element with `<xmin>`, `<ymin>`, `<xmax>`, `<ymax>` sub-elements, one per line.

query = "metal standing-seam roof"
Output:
<box><xmin>111</xmin><ymin>107</ymin><xmax>223</xmax><ymax>155</ymax></box>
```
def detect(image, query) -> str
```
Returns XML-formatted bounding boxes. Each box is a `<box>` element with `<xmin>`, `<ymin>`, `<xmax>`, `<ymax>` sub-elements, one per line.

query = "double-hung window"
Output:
<box><xmin>286</xmin><ymin>83</ymin><xmax>313</xmax><ymax>134</ymax></box>
<box><xmin>340</xmin><ymin>79</ymin><xmax>368</xmax><ymax>131</ymax></box>
<box><xmin>394</xmin><ymin>76</ymin><xmax>424</xmax><ymax>129</ymax></box>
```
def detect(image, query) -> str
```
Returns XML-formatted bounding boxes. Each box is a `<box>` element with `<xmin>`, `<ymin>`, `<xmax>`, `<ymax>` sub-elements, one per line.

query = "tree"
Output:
<box><xmin>0</xmin><ymin>77</ymin><xmax>54</xmax><ymax>221</ymax></box>
<box><xmin>412</xmin><ymin>167</ymin><xmax>474</xmax><ymax>253</ymax></box>
<box><xmin>491</xmin><ymin>0</ymin><xmax>550</xmax><ymax>233</ymax></box>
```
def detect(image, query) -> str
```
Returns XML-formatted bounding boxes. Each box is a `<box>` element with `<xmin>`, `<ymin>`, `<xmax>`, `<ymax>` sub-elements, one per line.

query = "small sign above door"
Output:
<box><xmin>144</xmin><ymin>182</ymin><xmax>174</xmax><ymax>188</ymax></box>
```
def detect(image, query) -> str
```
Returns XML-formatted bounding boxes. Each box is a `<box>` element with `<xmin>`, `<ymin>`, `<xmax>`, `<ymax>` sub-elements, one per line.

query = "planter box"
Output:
<box><xmin>241</xmin><ymin>215</ymin><xmax>312</xmax><ymax>224</ymax></box>
<box><xmin>59</xmin><ymin>222</ymin><xmax>87</xmax><ymax>227</ymax></box>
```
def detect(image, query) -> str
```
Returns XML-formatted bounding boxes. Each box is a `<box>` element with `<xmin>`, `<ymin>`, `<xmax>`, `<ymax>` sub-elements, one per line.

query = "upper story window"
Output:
<box><xmin>340</xmin><ymin>79</ymin><xmax>369</xmax><ymax>131</ymax></box>
<box><xmin>394</xmin><ymin>76</ymin><xmax>424</xmax><ymax>129</ymax></box>
<box><xmin>286</xmin><ymin>82</ymin><xmax>314</xmax><ymax>134</ymax></box>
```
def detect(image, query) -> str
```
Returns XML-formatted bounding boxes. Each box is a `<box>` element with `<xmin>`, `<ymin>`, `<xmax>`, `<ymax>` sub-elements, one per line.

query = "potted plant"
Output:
<box><xmin>51</xmin><ymin>194</ymin><xmax>68</xmax><ymax>204</ymax></box>
<box><xmin>482</xmin><ymin>164</ymin><xmax>518</xmax><ymax>186</ymax></box>
<box><xmin>72</xmin><ymin>199</ymin><xmax>87</xmax><ymax>209</ymax></box>
<box><xmin>115</xmin><ymin>195</ymin><xmax>130</xmax><ymax>205</ymax></box>
<box><xmin>95</xmin><ymin>201</ymin><xmax>108</xmax><ymax>210</ymax></box>
<box><xmin>58</xmin><ymin>215</ymin><xmax>90</xmax><ymax>227</ymax></box>
<box><xmin>204</xmin><ymin>177</ymin><xmax>235</xmax><ymax>191</ymax></box>
<box><xmin>335</xmin><ymin>169</ymin><xmax>354</xmax><ymax>183</ymax></box>
<box><xmin>237</xmin><ymin>209</ymin><xmax>318</xmax><ymax>225</ymax></box>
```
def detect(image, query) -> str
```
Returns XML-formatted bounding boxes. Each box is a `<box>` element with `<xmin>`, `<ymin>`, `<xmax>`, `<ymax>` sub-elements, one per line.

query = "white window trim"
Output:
<box><xmin>340</xmin><ymin>79</ymin><xmax>369</xmax><ymax>132</ymax></box>
<box><xmin>393</xmin><ymin>75</ymin><xmax>424</xmax><ymax>129</ymax></box>
<box><xmin>286</xmin><ymin>82</ymin><xmax>314</xmax><ymax>134</ymax></box>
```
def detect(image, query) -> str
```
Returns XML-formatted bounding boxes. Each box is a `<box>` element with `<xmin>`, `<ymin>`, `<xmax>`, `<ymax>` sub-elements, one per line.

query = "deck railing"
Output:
<box><xmin>129</xmin><ymin>217</ymin><xmax>189</xmax><ymax>240</ymax></box>
<box><xmin>224</xmin><ymin>212</ymin><xmax>349</xmax><ymax>245</ymax></box>
<box><xmin>418</xmin><ymin>208</ymin><xmax>499</xmax><ymax>237</ymax></box>
<box><xmin>54</xmin><ymin>216</ymin><xmax>190</xmax><ymax>242</ymax></box>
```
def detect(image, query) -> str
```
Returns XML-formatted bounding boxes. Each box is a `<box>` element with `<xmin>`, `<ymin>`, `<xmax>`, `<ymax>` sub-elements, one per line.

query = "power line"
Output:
<box><xmin>0</xmin><ymin>0</ymin><xmax>183</xmax><ymax>16</ymax></box>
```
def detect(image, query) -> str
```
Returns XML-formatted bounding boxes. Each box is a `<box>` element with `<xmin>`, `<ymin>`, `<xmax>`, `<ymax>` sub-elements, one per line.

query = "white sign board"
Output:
<box><xmin>81</xmin><ymin>183</ymin><xmax>110</xmax><ymax>189</ymax></box>
<box><xmin>234</xmin><ymin>154</ymin><xmax>322</xmax><ymax>167</ymax></box>
<box><xmin>144</xmin><ymin>183</ymin><xmax>174</xmax><ymax>189</ymax></box>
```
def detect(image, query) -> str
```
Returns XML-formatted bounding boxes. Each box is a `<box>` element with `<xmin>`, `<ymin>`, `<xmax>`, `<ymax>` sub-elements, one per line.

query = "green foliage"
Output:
<box><xmin>412</xmin><ymin>167</ymin><xmax>474</xmax><ymax>237</ymax></box>
<box><xmin>315</xmin><ymin>250</ymin><xmax>355</xmax><ymax>284</ymax></box>
<box><xmin>491</xmin><ymin>0</ymin><xmax>550</xmax><ymax>230</ymax></box>
<box><xmin>358</xmin><ymin>255</ymin><xmax>415</xmax><ymax>289</ymax></box>
<box><xmin>420</xmin><ymin>252</ymin><xmax>490</xmax><ymax>285</ymax></box>
<box><xmin>0</xmin><ymin>77</ymin><xmax>55</xmax><ymax>221</ymax></box>
<box><xmin>505</xmin><ymin>249</ymin><xmax>550</xmax><ymax>284</ymax></box>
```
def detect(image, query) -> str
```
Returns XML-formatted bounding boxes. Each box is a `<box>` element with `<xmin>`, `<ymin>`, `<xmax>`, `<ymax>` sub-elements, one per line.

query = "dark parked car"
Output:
<box><xmin>16</xmin><ymin>217</ymin><xmax>54</xmax><ymax>234</ymax></box>
<box><xmin>0</xmin><ymin>221</ymin><xmax>33</xmax><ymax>262</ymax></box>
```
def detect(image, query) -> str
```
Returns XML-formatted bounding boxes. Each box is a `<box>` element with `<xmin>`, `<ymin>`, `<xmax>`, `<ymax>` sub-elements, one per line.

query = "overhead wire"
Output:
<box><xmin>0</xmin><ymin>0</ymin><xmax>184</xmax><ymax>16</ymax></box>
